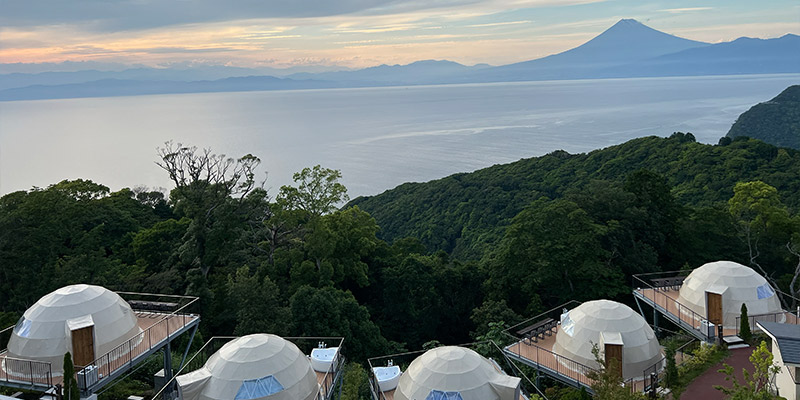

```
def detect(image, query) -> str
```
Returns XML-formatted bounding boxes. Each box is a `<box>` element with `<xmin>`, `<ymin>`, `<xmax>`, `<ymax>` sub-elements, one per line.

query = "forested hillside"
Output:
<box><xmin>3</xmin><ymin>135</ymin><xmax>800</xmax><ymax>399</ymax></box>
<box><xmin>727</xmin><ymin>85</ymin><xmax>800</xmax><ymax>149</ymax></box>
<box><xmin>351</xmin><ymin>134</ymin><xmax>800</xmax><ymax>259</ymax></box>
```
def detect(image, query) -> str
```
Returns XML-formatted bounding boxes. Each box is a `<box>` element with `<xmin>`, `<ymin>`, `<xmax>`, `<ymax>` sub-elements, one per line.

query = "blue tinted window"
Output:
<box><xmin>426</xmin><ymin>390</ymin><xmax>464</xmax><ymax>400</ymax></box>
<box><xmin>234</xmin><ymin>375</ymin><xmax>284</xmax><ymax>400</ymax></box>
<box><xmin>757</xmin><ymin>283</ymin><xmax>775</xmax><ymax>299</ymax></box>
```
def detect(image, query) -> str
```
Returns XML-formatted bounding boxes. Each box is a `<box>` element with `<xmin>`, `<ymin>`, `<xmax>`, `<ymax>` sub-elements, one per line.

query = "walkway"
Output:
<box><xmin>680</xmin><ymin>347</ymin><xmax>753</xmax><ymax>400</ymax></box>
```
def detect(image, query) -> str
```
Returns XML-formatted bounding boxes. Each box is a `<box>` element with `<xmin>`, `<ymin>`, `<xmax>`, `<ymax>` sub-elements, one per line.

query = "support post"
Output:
<box><xmin>178</xmin><ymin>324</ymin><xmax>199</xmax><ymax>370</ymax></box>
<box><xmin>653</xmin><ymin>308</ymin><xmax>659</xmax><ymax>335</ymax></box>
<box><xmin>634</xmin><ymin>296</ymin><xmax>646</xmax><ymax>320</ymax></box>
<box><xmin>162</xmin><ymin>341</ymin><xmax>173</xmax><ymax>400</ymax></box>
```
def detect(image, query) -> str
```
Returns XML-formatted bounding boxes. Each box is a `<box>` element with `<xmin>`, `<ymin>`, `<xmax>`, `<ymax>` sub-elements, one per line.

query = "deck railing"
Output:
<box><xmin>504</xmin><ymin>340</ymin><xmax>598</xmax><ymax>389</ymax></box>
<box><xmin>735</xmin><ymin>293</ymin><xmax>800</xmax><ymax>336</ymax></box>
<box><xmin>75</xmin><ymin>292</ymin><xmax>200</xmax><ymax>392</ymax></box>
<box><xmin>152</xmin><ymin>336</ymin><xmax>345</xmax><ymax>400</ymax></box>
<box><xmin>0</xmin><ymin>345</ymin><xmax>53</xmax><ymax>388</ymax></box>
<box><xmin>632</xmin><ymin>274</ymin><xmax>711</xmax><ymax>340</ymax></box>
<box><xmin>506</xmin><ymin>300</ymin><xmax>582</xmax><ymax>339</ymax></box>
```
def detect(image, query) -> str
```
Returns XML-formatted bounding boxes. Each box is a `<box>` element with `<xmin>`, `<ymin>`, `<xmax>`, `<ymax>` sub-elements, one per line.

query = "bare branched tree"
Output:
<box><xmin>156</xmin><ymin>141</ymin><xmax>261</xmax><ymax>200</ymax></box>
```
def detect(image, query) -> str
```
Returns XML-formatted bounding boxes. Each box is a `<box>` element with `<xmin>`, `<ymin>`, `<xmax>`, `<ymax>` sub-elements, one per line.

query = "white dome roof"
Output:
<box><xmin>176</xmin><ymin>334</ymin><xmax>319</xmax><ymax>400</ymax></box>
<box><xmin>678</xmin><ymin>261</ymin><xmax>783</xmax><ymax>327</ymax></box>
<box><xmin>552</xmin><ymin>300</ymin><xmax>662</xmax><ymax>380</ymax></box>
<box><xmin>6</xmin><ymin>284</ymin><xmax>141</xmax><ymax>375</ymax></box>
<box><xmin>394</xmin><ymin>346</ymin><xmax>520</xmax><ymax>400</ymax></box>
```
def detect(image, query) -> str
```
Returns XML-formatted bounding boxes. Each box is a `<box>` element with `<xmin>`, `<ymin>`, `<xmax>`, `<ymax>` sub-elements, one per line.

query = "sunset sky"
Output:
<box><xmin>2</xmin><ymin>0</ymin><xmax>799</xmax><ymax>69</ymax></box>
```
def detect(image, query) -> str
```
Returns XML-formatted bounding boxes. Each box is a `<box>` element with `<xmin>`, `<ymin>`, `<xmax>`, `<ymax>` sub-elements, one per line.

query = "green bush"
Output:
<box><xmin>740</xmin><ymin>303</ymin><xmax>752</xmax><ymax>343</ymax></box>
<box><xmin>63</xmin><ymin>352</ymin><xmax>80</xmax><ymax>400</ymax></box>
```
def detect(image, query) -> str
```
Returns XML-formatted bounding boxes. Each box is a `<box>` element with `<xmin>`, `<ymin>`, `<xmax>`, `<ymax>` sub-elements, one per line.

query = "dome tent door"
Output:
<box><xmin>68</xmin><ymin>316</ymin><xmax>95</xmax><ymax>367</ymax></box>
<box><xmin>705</xmin><ymin>291</ymin><xmax>723</xmax><ymax>326</ymax></box>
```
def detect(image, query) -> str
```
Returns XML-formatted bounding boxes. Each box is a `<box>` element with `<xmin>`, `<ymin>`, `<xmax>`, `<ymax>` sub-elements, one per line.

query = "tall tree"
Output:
<box><xmin>227</xmin><ymin>266</ymin><xmax>291</xmax><ymax>336</ymax></box>
<box><xmin>290</xmin><ymin>285</ymin><xmax>388</xmax><ymax>362</ymax></box>
<box><xmin>486</xmin><ymin>198</ymin><xmax>624</xmax><ymax>312</ymax></box>
<box><xmin>729</xmin><ymin>181</ymin><xmax>791</xmax><ymax>303</ymax></box>
<box><xmin>278</xmin><ymin>165</ymin><xmax>349</xmax><ymax>217</ymax></box>
<box><xmin>156</xmin><ymin>142</ymin><xmax>261</xmax><ymax>277</ymax></box>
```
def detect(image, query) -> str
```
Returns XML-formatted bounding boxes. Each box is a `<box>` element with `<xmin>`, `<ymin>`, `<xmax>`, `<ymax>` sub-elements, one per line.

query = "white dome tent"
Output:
<box><xmin>175</xmin><ymin>334</ymin><xmax>319</xmax><ymax>400</ymax></box>
<box><xmin>678</xmin><ymin>261</ymin><xmax>783</xmax><ymax>328</ymax></box>
<box><xmin>552</xmin><ymin>300</ymin><xmax>663</xmax><ymax>380</ymax></box>
<box><xmin>5</xmin><ymin>284</ymin><xmax>141</xmax><ymax>375</ymax></box>
<box><xmin>393</xmin><ymin>346</ymin><xmax>521</xmax><ymax>400</ymax></box>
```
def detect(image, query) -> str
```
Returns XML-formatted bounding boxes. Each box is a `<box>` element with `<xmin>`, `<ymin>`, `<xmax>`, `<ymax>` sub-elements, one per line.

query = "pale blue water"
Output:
<box><xmin>1</xmin><ymin>74</ymin><xmax>798</xmax><ymax>198</ymax></box>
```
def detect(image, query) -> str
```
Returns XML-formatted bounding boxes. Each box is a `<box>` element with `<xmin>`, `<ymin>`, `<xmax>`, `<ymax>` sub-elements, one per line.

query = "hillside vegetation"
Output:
<box><xmin>3</xmin><ymin>135</ymin><xmax>800</xmax><ymax>399</ymax></box>
<box><xmin>727</xmin><ymin>85</ymin><xmax>800</xmax><ymax>149</ymax></box>
<box><xmin>350</xmin><ymin>134</ymin><xmax>800</xmax><ymax>260</ymax></box>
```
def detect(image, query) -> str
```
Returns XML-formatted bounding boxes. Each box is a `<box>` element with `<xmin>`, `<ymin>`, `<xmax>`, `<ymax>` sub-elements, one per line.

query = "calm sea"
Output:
<box><xmin>1</xmin><ymin>74</ymin><xmax>798</xmax><ymax>198</ymax></box>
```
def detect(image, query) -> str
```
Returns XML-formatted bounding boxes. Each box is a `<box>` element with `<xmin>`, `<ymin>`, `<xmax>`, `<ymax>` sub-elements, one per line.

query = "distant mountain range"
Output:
<box><xmin>2</xmin><ymin>19</ymin><xmax>798</xmax><ymax>101</ymax></box>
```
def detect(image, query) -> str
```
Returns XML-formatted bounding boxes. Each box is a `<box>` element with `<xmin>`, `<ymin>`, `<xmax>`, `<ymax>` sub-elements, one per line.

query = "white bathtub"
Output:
<box><xmin>310</xmin><ymin>347</ymin><xmax>339</xmax><ymax>372</ymax></box>
<box><xmin>372</xmin><ymin>365</ymin><xmax>401</xmax><ymax>392</ymax></box>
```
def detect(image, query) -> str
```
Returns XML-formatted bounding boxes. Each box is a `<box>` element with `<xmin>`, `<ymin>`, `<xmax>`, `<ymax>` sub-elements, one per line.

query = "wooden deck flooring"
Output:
<box><xmin>505</xmin><ymin>326</ymin><xmax>598</xmax><ymax>390</ymax></box>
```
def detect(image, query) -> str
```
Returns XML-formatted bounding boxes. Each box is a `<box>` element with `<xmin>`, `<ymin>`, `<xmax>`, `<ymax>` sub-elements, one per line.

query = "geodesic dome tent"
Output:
<box><xmin>393</xmin><ymin>346</ymin><xmax>521</xmax><ymax>400</ymax></box>
<box><xmin>678</xmin><ymin>260</ymin><xmax>783</xmax><ymax>327</ymax></box>
<box><xmin>552</xmin><ymin>300</ymin><xmax>662</xmax><ymax>380</ymax></box>
<box><xmin>5</xmin><ymin>284</ymin><xmax>141</xmax><ymax>375</ymax></box>
<box><xmin>176</xmin><ymin>334</ymin><xmax>319</xmax><ymax>400</ymax></box>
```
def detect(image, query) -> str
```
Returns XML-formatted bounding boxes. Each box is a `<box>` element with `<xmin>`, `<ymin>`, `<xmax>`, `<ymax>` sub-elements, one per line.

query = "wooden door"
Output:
<box><xmin>706</xmin><ymin>292</ymin><xmax>723</xmax><ymax>326</ymax></box>
<box><xmin>604</xmin><ymin>343</ymin><xmax>623</xmax><ymax>378</ymax></box>
<box><xmin>71</xmin><ymin>326</ymin><xmax>95</xmax><ymax>367</ymax></box>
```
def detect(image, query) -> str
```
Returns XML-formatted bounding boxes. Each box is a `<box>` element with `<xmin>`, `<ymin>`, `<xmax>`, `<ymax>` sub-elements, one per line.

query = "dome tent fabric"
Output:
<box><xmin>394</xmin><ymin>346</ymin><xmax>520</xmax><ymax>400</ymax></box>
<box><xmin>678</xmin><ymin>261</ymin><xmax>783</xmax><ymax>327</ymax></box>
<box><xmin>6</xmin><ymin>284</ymin><xmax>141</xmax><ymax>376</ymax></box>
<box><xmin>176</xmin><ymin>334</ymin><xmax>319</xmax><ymax>400</ymax></box>
<box><xmin>552</xmin><ymin>300</ymin><xmax>662</xmax><ymax>380</ymax></box>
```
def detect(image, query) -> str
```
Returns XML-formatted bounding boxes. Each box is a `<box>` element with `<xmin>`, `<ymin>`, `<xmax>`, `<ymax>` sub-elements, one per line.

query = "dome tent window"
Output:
<box><xmin>560</xmin><ymin>311</ymin><xmax>575</xmax><ymax>337</ymax></box>
<box><xmin>234</xmin><ymin>375</ymin><xmax>284</xmax><ymax>399</ymax></box>
<box><xmin>426</xmin><ymin>390</ymin><xmax>464</xmax><ymax>400</ymax></box>
<box><xmin>13</xmin><ymin>316</ymin><xmax>31</xmax><ymax>338</ymax></box>
<box><xmin>757</xmin><ymin>283</ymin><xmax>775</xmax><ymax>299</ymax></box>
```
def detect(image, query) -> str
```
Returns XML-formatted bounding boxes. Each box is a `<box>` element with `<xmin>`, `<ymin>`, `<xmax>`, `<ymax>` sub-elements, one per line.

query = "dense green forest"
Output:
<box><xmin>2</xmin><ymin>134</ymin><xmax>800</xmax><ymax>398</ymax></box>
<box><xmin>351</xmin><ymin>134</ymin><xmax>800</xmax><ymax>260</ymax></box>
<box><xmin>726</xmin><ymin>85</ymin><xmax>800</xmax><ymax>149</ymax></box>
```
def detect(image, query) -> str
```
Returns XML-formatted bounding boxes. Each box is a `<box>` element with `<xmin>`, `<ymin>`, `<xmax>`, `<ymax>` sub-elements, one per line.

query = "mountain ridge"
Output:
<box><xmin>726</xmin><ymin>85</ymin><xmax>800</xmax><ymax>149</ymax></box>
<box><xmin>2</xmin><ymin>19</ymin><xmax>798</xmax><ymax>101</ymax></box>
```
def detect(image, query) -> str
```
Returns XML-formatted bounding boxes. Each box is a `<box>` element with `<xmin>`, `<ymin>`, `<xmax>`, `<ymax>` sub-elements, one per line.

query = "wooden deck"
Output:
<box><xmin>0</xmin><ymin>312</ymin><xmax>198</xmax><ymax>391</ymax></box>
<box><xmin>634</xmin><ymin>287</ymin><xmax>799</xmax><ymax>339</ymax></box>
<box><xmin>504</xmin><ymin>325</ymin><xmax>598</xmax><ymax>391</ymax></box>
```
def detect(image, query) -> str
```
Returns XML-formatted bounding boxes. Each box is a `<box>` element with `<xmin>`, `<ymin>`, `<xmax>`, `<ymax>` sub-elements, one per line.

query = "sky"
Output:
<box><xmin>1</xmin><ymin>0</ymin><xmax>799</xmax><ymax>70</ymax></box>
